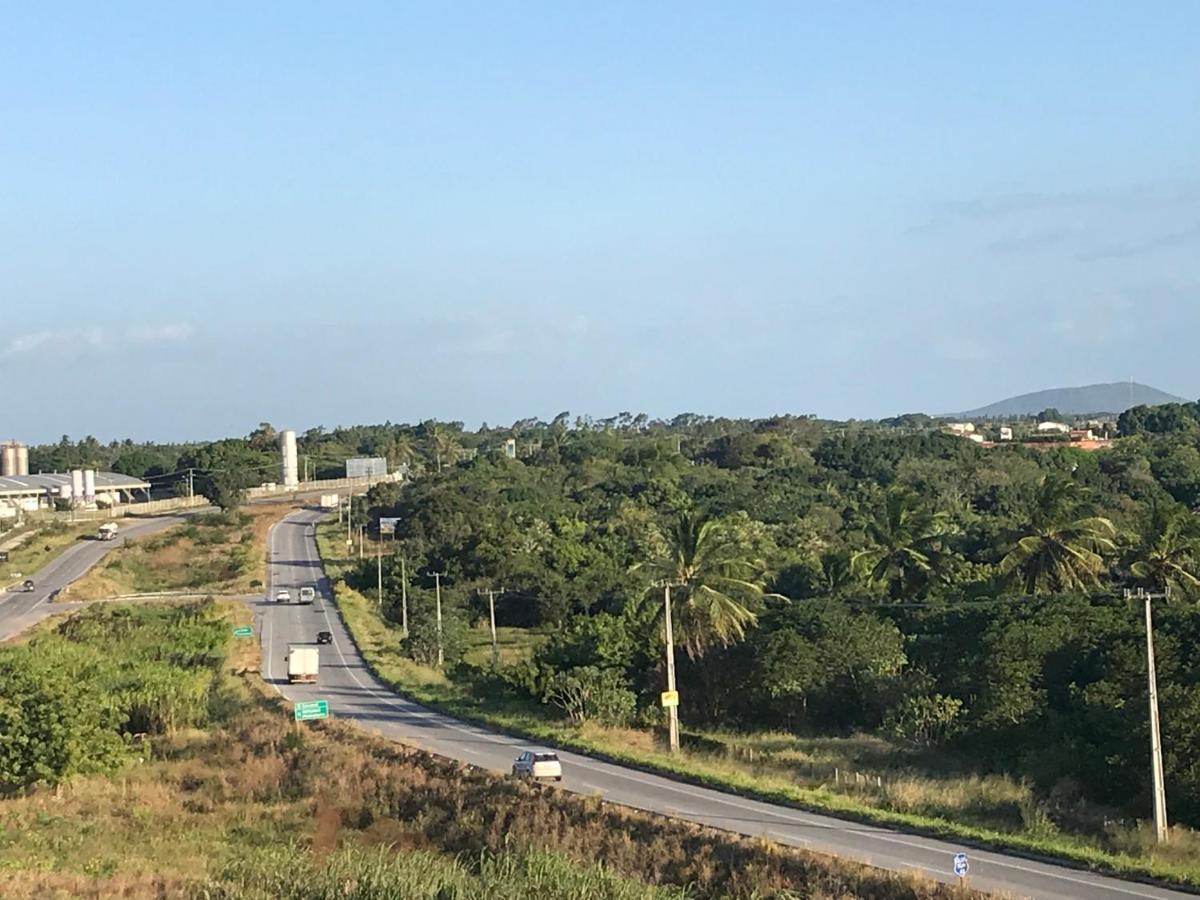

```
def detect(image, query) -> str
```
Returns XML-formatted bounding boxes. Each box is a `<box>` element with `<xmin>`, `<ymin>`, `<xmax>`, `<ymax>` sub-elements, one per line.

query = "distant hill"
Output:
<box><xmin>956</xmin><ymin>382</ymin><xmax>1186</xmax><ymax>419</ymax></box>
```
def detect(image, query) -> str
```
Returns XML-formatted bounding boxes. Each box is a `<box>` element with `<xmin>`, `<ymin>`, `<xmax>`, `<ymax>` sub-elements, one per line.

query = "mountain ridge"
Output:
<box><xmin>954</xmin><ymin>382</ymin><xmax>1186</xmax><ymax>419</ymax></box>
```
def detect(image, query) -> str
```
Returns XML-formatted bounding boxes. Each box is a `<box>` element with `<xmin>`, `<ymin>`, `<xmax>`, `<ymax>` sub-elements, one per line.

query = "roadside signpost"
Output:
<box><xmin>379</xmin><ymin>517</ymin><xmax>400</xmax><ymax>536</ymax></box>
<box><xmin>232</xmin><ymin>626</ymin><xmax>253</xmax><ymax>637</ymax></box>
<box><xmin>660</xmin><ymin>690</ymin><xmax>679</xmax><ymax>708</ymax></box>
<box><xmin>293</xmin><ymin>700</ymin><xmax>329</xmax><ymax>722</ymax></box>
<box><xmin>953</xmin><ymin>852</ymin><xmax>969</xmax><ymax>883</ymax></box>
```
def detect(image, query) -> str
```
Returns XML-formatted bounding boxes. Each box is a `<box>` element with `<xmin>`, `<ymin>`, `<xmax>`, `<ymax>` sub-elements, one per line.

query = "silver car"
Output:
<box><xmin>512</xmin><ymin>750</ymin><xmax>562</xmax><ymax>782</ymax></box>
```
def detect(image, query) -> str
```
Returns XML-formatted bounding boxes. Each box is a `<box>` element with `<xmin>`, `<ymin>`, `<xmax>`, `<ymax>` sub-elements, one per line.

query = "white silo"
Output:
<box><xmin>0</xmin><ymin>443</ymin><xmax>16</xmax><ymax>477</ymax></box>
<box><xmin>84</xmin><ymin>469</ymin><xmax>97</xmax><ymax>501</ymax></box>
<box><xmin>15</xmin><ymin>444</ymin><xmax>28</xmax><ymax>476</ymax></box>
<box><xmin>71</xmin><ymin>469</ymin><xmax>85</xmax><ymax>502</ymax></box>
<box><xmin>280</xmin><ymin>430</ymin><xmax>299</xmax><ymax>487</ymax></box>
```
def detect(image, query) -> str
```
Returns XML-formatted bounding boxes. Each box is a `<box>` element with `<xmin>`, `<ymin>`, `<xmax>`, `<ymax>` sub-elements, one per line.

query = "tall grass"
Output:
<box><xmin>194</xmin><ymin>845</ymin><xmax>687</xmax><ymax>900</ymax></box>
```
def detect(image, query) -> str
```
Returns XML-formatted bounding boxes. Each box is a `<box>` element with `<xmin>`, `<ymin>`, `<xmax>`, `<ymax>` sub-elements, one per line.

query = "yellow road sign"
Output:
<box><xmin>660</xmin><ymin>690</ymin><xmax>679</xmax><ymax>707</ymax></box>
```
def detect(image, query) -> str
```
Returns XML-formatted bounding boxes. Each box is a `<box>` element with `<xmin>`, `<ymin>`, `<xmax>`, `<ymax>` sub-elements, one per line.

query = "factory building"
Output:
<box><xmin>0</xmin><ymin>470</ymin><xmax>152</xmax><ymax>517</ymax></box>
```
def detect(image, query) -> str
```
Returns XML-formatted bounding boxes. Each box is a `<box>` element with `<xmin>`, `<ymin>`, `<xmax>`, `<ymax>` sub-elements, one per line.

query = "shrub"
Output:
<box><xmin>885</xmin><ymin>694</ymin><xmax>964</xmax><ymax>747</ymax></box>
<box><xmin>542</xmin><ymin>666</ymin><xmax>637</xmax><ymax>726</ymax></box>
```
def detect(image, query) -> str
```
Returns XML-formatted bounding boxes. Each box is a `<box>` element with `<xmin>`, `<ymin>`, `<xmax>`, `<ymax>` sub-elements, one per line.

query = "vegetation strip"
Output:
<box><xmin>0</xmin><ymin>600</ymin><xmax>979</xmax><ymax>899</ymax></box>
<box><xmin>316</xmin><ymin>518</ymin><xmax>1200</xmax><ymax>890</ymax></box>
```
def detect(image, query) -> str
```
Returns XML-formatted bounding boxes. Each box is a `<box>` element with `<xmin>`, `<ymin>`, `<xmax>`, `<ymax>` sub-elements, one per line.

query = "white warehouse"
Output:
<box><xmin>0</xmin><ymin>471</ymin><xmax>152</xmax><ymax>517</ymax></box>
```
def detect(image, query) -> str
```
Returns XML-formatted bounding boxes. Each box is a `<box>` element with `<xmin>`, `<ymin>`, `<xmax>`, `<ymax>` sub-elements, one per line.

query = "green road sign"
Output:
<box><xmin>232</xmin><ymin>626</ymin><xmax>253</xmax><ymax>637</ymax></box>
<box><xmin>293</xmin><ymin>700</ymin><xmax>329</xmax><ymax>721</ymax></box>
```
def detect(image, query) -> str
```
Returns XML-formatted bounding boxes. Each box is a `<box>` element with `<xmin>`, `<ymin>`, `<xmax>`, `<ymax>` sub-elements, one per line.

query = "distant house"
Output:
<box><xmin>945</xmin><ymin>422</ymin><xmax>976</xmax><ymax>435</ymax></box>
<box><xmin>966</xmin><ymin>433</ymin><xmax>985</xmax><ymax>443</ymax></box>
<box><xmin>999</xmin><ymin>426</ymin><xmax>1014</xmax><ymax>441</ymax></box>
<box><xmin>1036</xmin><ymin>421</ymin><xmax>1070</xmax><ymax>434</ymax></box>
<box><xmin>1070</xmin><ymin>429</ymin><xmax>1095</xmax><ymax>442</ymax></box>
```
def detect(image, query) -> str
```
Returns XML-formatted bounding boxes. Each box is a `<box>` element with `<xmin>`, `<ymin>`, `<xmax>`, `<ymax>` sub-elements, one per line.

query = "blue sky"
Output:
<box><xmin>3</xmin><ymin>2</ymin><xmax>1199</xmax><ymax>442</ymax></box>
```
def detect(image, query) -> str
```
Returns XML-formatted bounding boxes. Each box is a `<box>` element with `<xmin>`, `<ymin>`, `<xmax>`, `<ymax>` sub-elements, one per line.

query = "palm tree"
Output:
<box><xmin>851</xmin><ymin>488</ymin><xmax>958</xmax><ymax>601</ymax></box>
<box><xmin>434</xmin><ymin>431</ymin><xmax>460</xmax><ymax>471</ymax></box>
<box><xmin>632</xmin><ymin>513</ymin><xmax>779</xmax><ymax>660</ymax></box>
<box><xmin>387</xmin><ymin>434</ymin><xmax>416</xmax><ymax>470</ymax></box>
<box><xmin>1127</xmin><ymin>501</ymin><xmax>1200</xmax><ymax>597</ymax></box>
<box><xmin>1000</xmin><ymin>477</ymin><xmax>1117</xmax><ymax>594</ymax></box>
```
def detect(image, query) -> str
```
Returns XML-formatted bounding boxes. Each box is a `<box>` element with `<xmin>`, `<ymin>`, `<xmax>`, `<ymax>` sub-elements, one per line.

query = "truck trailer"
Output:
<box><xmin>287</xmin><ymin>645</ymin><xmax>319</xmax><ymax>684</ymax></box>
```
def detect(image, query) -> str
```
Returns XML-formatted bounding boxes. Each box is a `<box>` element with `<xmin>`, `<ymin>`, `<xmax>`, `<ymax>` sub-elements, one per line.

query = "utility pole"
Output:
<box><xmin>186</xmin><ymin>468</ymin><xmax>194</xmax><ymax>500</ymax></box>
<box><xmin>1128</xmin><ymin>587</ymin><xmax>1170</xmax><ymax>843</ymax></box>
<box><xmin>346</xmin><ymin>495</ymin><xmax>353</xmax><ymax>546</ymax></box>
<box><xmin>376</xmin><ymin>536</ymin><xmax>383</xmax><ymax>610</ymax></box>
<box><xmin>358</xmin><ymin>524</ymin><xmax>364</xmax><ymax>560</ymax></box>
<box><xmin>482</xmin><ymin>587</ymin><xmax>504</xmax><ymax>671</ymax></box>
<box><xmin>400</xmin><ymin>554</ymin><xmax>408</xmax><ymax>637</ymax></box>
<box><xmin>663</xmin><ymin>582</ymin><xmax>680</xmax><ymax>754</ymax></box>
<box><xmin>432</xmin><ymin>572</ymin><xmax>446</xmax><ymax>667</ymax></box>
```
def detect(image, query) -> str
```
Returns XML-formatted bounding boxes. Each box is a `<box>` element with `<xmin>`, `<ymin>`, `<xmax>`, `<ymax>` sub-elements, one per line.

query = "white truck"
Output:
<box><xmin>97</xmin><ymin>522</ymin><xmax>119</xmax><ymax>541</ymax></box>
<box><xmin>298</xmin><ymin>586</ymin><xmax>316</xmax><ymax>605</ymax></box>
<box><xmin>287</xmin><ymin>645</ymin><xmax>319</xmax><ymax>684</ymax></box>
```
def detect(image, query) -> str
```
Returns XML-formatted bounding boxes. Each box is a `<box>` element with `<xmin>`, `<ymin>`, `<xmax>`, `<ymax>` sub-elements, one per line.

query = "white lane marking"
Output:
<box><xmin>283</xmin><ymin>510</ymin><xmax>1169</xmax><ymax>900</ymax></box>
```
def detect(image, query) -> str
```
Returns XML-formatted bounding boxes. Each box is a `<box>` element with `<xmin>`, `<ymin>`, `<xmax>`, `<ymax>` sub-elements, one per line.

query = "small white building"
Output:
<box><xmin>1037</xmin><ymin>421</ymin><xmax>1071</xmax><ymax>434</ymax></box>
<box><xmin>945</xmin><ymin>422</ymin><xmax>976</xmax><ymax>435</ymax></box>
<box><xmin>999</xmin><ymin>426</ymin><xmax>1014</xmax><ymax>441</ymax></box>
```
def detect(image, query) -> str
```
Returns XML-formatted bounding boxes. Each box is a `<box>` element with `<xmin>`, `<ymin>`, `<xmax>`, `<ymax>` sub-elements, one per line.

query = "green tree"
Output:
<box><xmin>1127</xmin><ymin>501</ymin><xmax>1200</xmax><ymax>596</ymax></box>
<box><xmin>851</xmin><ymin>488</ymin><xmax>958</xmax><ymax>600</ymax></box>
<box><xmin>542</xmin><ymin>666</ymin><xmax>636</xmax><ymax>726</ymax></box>
<box><xmin>999</xmin><ymin>478</ymin><xmax>1116</xmax><ymax>594</ymax></box>
<box><xmin>633</xmin><ymin>513</ymin><xmax>779</xmax><ymax>659</ymax></box>
<box><xmin>0</xmin><ymin>650</ymin><xmax>125</xmax><ymax>790</ymax></box>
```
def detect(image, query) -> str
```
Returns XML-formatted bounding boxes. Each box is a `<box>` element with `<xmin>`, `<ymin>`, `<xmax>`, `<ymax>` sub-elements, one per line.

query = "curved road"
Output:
<box><xmin>0</xmin><ymin>515</ymin><xmax>195</xmax><ymax>638</ymax></box>
<box><xmin>259</xmin><ymin>509</ymin><xmax>1192</xmax><ymax>900</ymax></box>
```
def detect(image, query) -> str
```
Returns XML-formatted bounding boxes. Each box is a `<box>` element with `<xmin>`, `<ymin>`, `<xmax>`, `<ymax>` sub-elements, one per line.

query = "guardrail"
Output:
<box><xmin>246</xmin><ymin>472</ymin><xmax>402</xmax><ymax>500</ymax></box>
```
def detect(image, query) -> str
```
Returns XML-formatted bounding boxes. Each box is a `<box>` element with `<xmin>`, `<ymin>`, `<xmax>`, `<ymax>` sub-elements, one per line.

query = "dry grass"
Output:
<box><xmin>0</xmin><ymin>662</ymin><xmax>982</xmax><ymax>900</ymax></box>
<box><xmin>2</xmin><ymin>521</ymin><xmax>117</xmax><ymax>585</ymax></box>
<box><xmin>68</xmin><ymin>505</ymin><xmax>296</xmax><ymax>600</ymax></box>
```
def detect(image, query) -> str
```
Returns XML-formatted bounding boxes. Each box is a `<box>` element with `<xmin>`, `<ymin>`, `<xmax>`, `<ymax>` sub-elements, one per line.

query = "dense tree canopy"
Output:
<box><xmin>28</xmin><ymin>405</ymin><xmax>1200</xmax><ymax>825</ymax></box>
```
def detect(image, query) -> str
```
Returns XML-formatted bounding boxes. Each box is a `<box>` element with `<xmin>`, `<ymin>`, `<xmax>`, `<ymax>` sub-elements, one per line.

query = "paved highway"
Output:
<box><xmin>260</xmin><ymin>509</ymin><xmax>1192</xmax><ymax>900</ymax></box>
<box><xmin>0</xmin><ymin>515</ymin><xmax>193</xmax><ymax>638</ymax></box>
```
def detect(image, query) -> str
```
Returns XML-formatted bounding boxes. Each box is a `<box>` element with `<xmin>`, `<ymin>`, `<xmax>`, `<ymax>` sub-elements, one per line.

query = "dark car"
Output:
<box><xmin>21</xmin><ymin>579</ymin><xmax>34</xmax><ymax>592</ymax></box>
<box><xmin>316</xmin><ymin>631</ymin><xmax>333</xmax><ymax>645</ymax></box>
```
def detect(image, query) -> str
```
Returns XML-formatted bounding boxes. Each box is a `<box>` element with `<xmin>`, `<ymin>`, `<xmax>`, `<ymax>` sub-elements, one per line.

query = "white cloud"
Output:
<box><xmin>1</xmin><ymin>322</ymin><xmax>194</xmax><ymax>358</ymax></box>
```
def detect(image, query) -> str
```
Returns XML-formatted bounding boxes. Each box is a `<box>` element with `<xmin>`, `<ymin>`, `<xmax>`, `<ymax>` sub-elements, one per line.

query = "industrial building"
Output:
<box><xmin>0</xmin><ymin>471</ymin><xmax>152</xmax><ymax>516</ymax></box>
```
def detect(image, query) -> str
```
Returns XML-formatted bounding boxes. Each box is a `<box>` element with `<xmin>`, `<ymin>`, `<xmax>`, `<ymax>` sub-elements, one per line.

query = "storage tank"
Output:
<box><xmin>15</xmin><ymin>444</ymin><xmax>28</xmax><ymax>476</ymax></box>
<box><xmin>0</xmin><ymin>443</ymin><xmax>16</xmax><ymax>477</ymax></box>
<box><xmin>71</xmin><ymin>469</ymin><xmax>85</xmax><ymax>501</ymax></box>
<box><xmin>280</xmin><ymin>429</ymin><xmax>299</xmax><ymax>487</ymax></box>
<box><xmin>58</xmin><ymin>484</ymin><xmax>72</xmax><ymax>501</ymax></box>
<box><xmin>83</xmin><ymin>469</ymin><xmax>97</xmax><ymax>501</ymax></box>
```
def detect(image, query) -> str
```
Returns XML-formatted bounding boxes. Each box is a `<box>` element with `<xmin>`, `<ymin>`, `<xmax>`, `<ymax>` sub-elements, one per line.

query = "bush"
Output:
<box><xmin>402</xmin><ymin>596</ymin><xmax>469</xmax><ymax>668</ymax></box>
<box><xmin>542</xmin><ymin>666</ymin><xmax>636</xmax><ymax>726</ymax></box>
<box><xmin>885</xmin><ymin>693</ymin><xmax>964</xmax><ymax>747</ymax></box>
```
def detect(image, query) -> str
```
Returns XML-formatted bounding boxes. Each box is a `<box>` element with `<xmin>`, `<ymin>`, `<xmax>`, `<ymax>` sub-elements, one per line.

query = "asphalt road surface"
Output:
<box><xmin>0</xmin><ymin>515</ymin><xmax>193</xmax><ymax>638</ymax></box>
<box><xmin>259</xmin><ymin>509</ymin><xmax>1193</xmax><ymax>900</ymax></box>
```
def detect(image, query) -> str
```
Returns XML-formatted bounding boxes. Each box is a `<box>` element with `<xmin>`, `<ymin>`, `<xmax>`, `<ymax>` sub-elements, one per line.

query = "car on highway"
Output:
<box><xmin>20</xmin><ymin>579</ymin><xmax>34</xmax><ymax>593</ymax></box>
<box><xmin>512</xmin><ymin>750</ymin><xmax>562</xmax><ymax>782</ymax></box>
<box><xmin>299</xmin><ymin>586</ymin><xmax>316</xmax><ymax>604</ymax></box>
<box><xmin>316</xmin><ymin>631</ymin><xmax>333</xmax><ymax>645</ymax></box>
<box><xmin>275</xmin><ymin>589</ymin><xmax>291</xmax><ymax>603</ymax></box>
